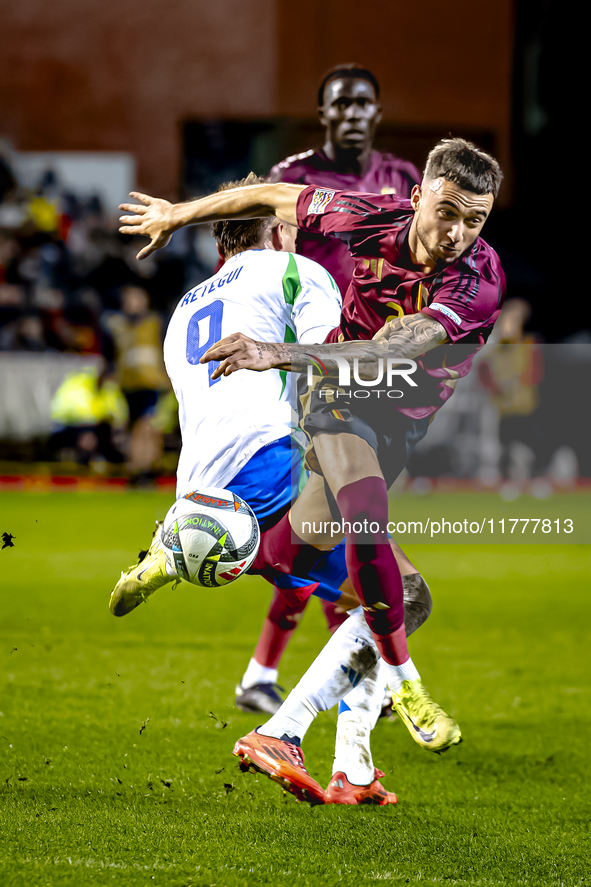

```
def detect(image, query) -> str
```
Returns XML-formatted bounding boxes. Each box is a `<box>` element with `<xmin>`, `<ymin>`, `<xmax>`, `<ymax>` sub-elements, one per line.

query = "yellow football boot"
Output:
<box><xmin>389</xmin><ymin>679</ymin><xmax>462</xmax><ymax>753</ymax></box>
<box><xmin>109</xmin><ymin>521</ymin><xmax>176</xmax><ymax>616</ymax></box>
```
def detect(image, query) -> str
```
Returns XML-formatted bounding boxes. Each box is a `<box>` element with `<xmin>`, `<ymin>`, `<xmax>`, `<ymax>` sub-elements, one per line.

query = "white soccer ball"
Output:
<box><xmin>161</xmin><ymin>488</ymin><xmax>260</xmax><ymax>587</ymax></box>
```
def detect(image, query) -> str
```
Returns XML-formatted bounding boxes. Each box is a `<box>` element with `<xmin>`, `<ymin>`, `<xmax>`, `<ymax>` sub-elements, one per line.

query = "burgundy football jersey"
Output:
<box><xmin>268</xmin><ymin>149</ymin><xmax>421</xmax><ymax>297</ymax></box>
<box><xmin>296</xmin><ymin>187</ymin><xmax>506</xmax><ymax>418</ymax></box>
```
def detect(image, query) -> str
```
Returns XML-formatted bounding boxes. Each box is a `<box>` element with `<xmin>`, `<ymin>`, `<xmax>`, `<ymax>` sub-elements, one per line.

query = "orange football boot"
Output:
<box><xmin>233</xmin><ymin>730</ymin><xmax>325</xmax><ymax>806</ymax></box>
<box><xmin>325</xmin><ymin>768</ymin><xmax>398</xmax><ymax>806</ymax></box>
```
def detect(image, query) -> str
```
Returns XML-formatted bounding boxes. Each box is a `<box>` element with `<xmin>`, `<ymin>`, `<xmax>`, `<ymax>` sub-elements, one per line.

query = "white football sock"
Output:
<box><xmin>381</xmin><ymin>656</ymin><xmax>421</xmax><ymax>694</ymax></box>
<box><xmin>258</xmin><ymin>693</ymin><xmax>319</xmax><ymax>742</ymax></box>
<box><xmin>332</xmin><ymin>658</ymin><xmax>386</xmax><ymax>785</ymax></box>
<box><xmin>259</xmin><ymin>607</ymin><xmax>378</xmax><ymax>742</ymax></box>
<box><xmin>240</xmin><ymin>658</ymin><xmax>278</xmax><ymax>689</ymax></box>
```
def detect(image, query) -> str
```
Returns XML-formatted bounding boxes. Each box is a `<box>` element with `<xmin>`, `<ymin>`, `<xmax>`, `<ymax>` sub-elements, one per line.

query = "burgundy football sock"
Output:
<box><xmin>373</xmin><ymin>624</ymin><xmax>410</xmax><ymax>666</ymax></box>
<box><xmin>251</xmin><ymin>513</ymin><xmax>323</xmax><ymax>579</ymax></box>
<box><xmin>253</xmin><ymin>588</ymin><xmax>309</xmax><ymax>669</ymax></box>
<box><xmin>336</xmin><ymin>476</ymin><xmax>409</xmax><ymax>664</ymax></box>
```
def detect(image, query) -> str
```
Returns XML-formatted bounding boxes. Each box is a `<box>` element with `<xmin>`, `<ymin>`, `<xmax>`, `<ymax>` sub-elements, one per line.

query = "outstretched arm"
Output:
<box><xmin>201</xmin><ymin>313</ymin><xmax>448</xmax><ymax>379</ymax></box>
<box><xmin>119</xmin><ymin>183</ymin><xmax>305</xmax><ymax>259</ymax></box>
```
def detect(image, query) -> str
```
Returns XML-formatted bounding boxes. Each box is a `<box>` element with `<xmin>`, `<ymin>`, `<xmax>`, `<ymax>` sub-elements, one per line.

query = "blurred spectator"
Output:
<box><xmin>14</xmin><ymin>232</ymin><xmax>71</xmax><ymax>295</ymax></box>
<box><xmin>495</xmin><ymin>297</ymin><xmax>533</xmax><ymax>344</ymax></box>
<box><xmin>28</xmin><ymin>180</ymin><xmax>60</xmax><ymax>233</ymax></box>
<box><xmin>0</xmin><ymin>149</ymin><xmax>195</xmax><ymax>348</ymax></box>
<box><xmin>50</xmin><ymin>358</ymin><xmax>128</xmax><ymax>467</ymax></box>
<box><xmin>58</xmin><ymin>304</ymin><xmax>103</xmax><ymax>354</ymax></box>
<box><xmin>0</xmin><ymin>150</ymin><xmax>195</xmax><ymax>477</ymax></box>
<box><xmin>84</xmin><ymin>230</ymin><xmax>148</xmax><ymax>308</ymax></box>
<box><xmin>8</xmin><ymin>311</ymin><xmax>49</xmax><ymax>352</ymax></box>
<box><xmin>32</xmin><ymin>285</ymin><xmax>67</xmax><ymax>348</ymax></box>
<box><xmin>105</xmin><ymin>285</ymin><xmax>170</xmax><ymax>483</ymax></box>
<box><xmin>479</xmin><ymin>299</ymin><xmax>548</xmax><ymax>484</ymax></box>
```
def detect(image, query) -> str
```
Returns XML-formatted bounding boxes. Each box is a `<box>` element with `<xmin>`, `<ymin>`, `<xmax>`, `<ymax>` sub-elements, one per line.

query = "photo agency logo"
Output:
<box><xmin>305</xmin><ymin>351</ymin><xmax>418</xmax><ymax>400</ymax></box>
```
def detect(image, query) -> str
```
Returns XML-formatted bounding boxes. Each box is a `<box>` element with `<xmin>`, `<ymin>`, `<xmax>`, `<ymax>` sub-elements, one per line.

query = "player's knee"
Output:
<box><xmin>320</xmin><ymin>598</ymin><xmax>348</xmax><ymax>634</ymax></box>
<box><xmin>402</xmin><ymin>573</ymin><xmax>432</xmax><ymax>637</ymax></box>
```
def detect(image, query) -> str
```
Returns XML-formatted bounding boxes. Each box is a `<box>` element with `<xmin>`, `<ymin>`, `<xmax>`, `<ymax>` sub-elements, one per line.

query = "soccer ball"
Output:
<box><xmin>161</xmin><ymin>488</ymin><xmax>260</xmax><ymax>587</ymax></box>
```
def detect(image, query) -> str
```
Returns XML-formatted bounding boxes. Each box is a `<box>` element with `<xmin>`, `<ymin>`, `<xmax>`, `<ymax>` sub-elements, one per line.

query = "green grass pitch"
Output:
<box><xmin>0</xmin><ymin>491</ymin><xmax>589</xmax><ymax>887</ymax></box>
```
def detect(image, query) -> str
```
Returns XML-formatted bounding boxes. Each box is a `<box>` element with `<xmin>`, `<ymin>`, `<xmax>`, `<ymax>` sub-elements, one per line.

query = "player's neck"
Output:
<box><xmin>323</xmin><ymin>141</ymin><xmax>373</xmax><ymax>176</ymax></box>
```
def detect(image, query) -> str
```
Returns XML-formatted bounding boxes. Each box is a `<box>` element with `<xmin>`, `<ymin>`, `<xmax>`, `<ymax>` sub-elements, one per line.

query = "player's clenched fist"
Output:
<box><xmin>201</xmin><ymin>333</ymin><xmax>283</xmax><ymax>379</ymax></box>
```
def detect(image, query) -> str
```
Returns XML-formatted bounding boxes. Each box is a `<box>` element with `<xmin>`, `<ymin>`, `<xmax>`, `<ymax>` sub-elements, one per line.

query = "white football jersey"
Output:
<box><xmin>163</xmin><ymin>249</ymin><xmax>342</xmax><ymax>496</ymax></box>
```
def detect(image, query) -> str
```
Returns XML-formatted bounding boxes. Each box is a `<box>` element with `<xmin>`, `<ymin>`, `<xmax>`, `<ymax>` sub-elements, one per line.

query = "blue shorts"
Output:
<box><xmin>226</xmin><ymin>435</ymin><xmax>300</xmax><ymax>526</ymax></box>
<box><xmin>226</xmin><ymin>435</ymin><xmax>348</xmax><ymax>601</ymax></box>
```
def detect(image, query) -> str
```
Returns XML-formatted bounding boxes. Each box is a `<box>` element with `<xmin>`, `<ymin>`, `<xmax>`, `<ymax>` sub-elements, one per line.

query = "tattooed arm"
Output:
<box><xmin>201</xmin><ymin>334</ymin><xmax>311</xmax><ymax>380</ymax></box>
<box><xmin>201</xmin><ymin>313</ymin><xmax>448</xmax><ymax>380</ymax></box>
<box><xmin>372</xmin><ymin>312</ymin><xmax>449</xmax><ymax>354</ymax></box>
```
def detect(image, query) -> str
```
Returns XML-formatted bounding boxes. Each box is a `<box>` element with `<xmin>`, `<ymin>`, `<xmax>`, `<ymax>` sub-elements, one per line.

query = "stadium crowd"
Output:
<box><xmin>0</xmin><ymin>144</ymin><xmax>206</xmax><ymax>357</ymax></box>
<box><xmin>0</xmin><ymin>142</ymin><xmax>210</xmax><ymax>478</ymax></box>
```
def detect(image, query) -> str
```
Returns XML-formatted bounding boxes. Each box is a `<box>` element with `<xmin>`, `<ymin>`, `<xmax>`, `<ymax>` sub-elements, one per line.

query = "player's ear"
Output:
<box><xmin>410</xmin><ymin>184</ymin><xmax>422</xmax><ymax>212</ymax></box>
<box><xmin>271</xmin><ymin>223</ymin><xmax>283</xmax><ymax>252</ymax></box>
<box><xmin>374</xmin><ymin>102</ymin><xmax>383</xmax><ymax>125</ymax></box>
